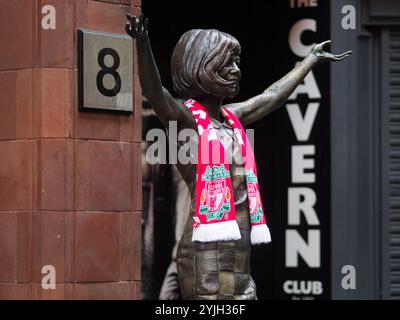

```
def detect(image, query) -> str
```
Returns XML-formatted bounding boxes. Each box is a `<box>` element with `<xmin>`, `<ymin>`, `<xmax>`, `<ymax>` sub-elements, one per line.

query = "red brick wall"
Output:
<box><xmin>0</xmin><ymin>0</ymin><xmax>142</xmax><ymax>300</ymax></box>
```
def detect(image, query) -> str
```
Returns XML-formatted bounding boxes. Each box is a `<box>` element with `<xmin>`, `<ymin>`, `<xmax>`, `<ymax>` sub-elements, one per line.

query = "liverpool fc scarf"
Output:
<box><xmin>184</xmin><ymin>99</ymin><xmax>271</xmax><ymax>245</ymax></box>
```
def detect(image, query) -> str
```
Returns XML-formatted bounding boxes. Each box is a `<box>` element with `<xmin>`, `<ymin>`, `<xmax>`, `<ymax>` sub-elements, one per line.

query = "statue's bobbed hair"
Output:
<box><xmin>171</xmin><ymin>29</ymin><xmax>241</xmax><ymax>99</ymax></box>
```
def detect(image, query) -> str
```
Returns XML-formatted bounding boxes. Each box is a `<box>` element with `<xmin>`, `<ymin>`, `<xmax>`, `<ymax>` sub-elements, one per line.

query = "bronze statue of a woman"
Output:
<box><xmin>126</xmin><ymin>13</ymin><xmax>351</xmax><ymax>300</ymax></box>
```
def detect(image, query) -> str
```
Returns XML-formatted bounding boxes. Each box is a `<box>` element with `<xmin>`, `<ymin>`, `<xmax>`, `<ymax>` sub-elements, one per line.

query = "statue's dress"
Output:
<box><xmin>176</xmin><ymin>118</ymin><xmax>257</xmax><ymax>300</ymax></box>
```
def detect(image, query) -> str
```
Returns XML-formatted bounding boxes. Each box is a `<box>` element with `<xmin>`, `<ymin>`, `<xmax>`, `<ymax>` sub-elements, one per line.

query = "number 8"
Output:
<box><xmin>96</xmin><ymin>48</ymin><xmax>122</xmax><ymax>97</ymax></box>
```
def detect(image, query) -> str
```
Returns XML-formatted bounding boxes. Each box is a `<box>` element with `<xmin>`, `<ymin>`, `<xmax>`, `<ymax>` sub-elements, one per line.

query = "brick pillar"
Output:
<box><xmin>0</xmin><ymin>0</ymin><xmax>142</xmax><ymax>300</ymax></box>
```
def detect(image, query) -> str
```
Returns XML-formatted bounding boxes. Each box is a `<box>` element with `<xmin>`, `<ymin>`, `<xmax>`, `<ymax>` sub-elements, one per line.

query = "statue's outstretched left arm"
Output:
<box><xmin>228</xmin><ymin>41</ymin><xmax>351</xmax><ymax>126</ymax></box>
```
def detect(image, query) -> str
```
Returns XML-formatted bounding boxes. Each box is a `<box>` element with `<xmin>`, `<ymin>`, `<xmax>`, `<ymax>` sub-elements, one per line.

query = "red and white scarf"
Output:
<box><xmin>184</xmin><ymin>99</ymin><xmax>271</xmax><ymax>245</ymax></box>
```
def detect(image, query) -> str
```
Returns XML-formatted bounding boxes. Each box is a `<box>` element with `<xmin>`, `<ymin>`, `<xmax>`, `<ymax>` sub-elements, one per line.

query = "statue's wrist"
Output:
<box><xmin>305</xmin><ymin>52</ymin><xmax>320</xmax><ymax>65</ymax></box>
<box><xmin>136</xmin><ymin>33</ymin><xmax>149</xmax><ymax>45</ymax></box>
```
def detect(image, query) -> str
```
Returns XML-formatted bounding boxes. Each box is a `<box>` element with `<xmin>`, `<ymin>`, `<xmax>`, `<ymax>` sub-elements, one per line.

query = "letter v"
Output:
<box><xmin>286</xmin><ymin>102</ymin><xmax>319</xmax><ymax>141</ymax></box>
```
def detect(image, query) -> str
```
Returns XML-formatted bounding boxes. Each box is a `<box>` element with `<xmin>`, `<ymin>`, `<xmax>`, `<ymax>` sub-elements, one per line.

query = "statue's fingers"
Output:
<box><xmin>138</xmin><ymin>14</ymin><xmax>145</xmax><ymax>33</ymax></box>
<box><xmin>334</xmin><ymin>53</ymin><xmax>352</xmax><ymax>61</ymax></box>
<box><xmin>333</xmin><ymin>51</ymin><xmax>352</xmax><ymax>59</ymax></box>
<box><xmin>138</xmin><ymin>13</ymin><xmax>144</xmax><ymax>26</ymax></box>
<box><xmin>322</xmin><ymin>52</ymin><xmax>335</xmax><ymax>60</ymax></box>
<box><xmin>127</xmin><ymin>14</ymin><xmax>137</xmax><ymax>29</ymax></box>
<box><xmin>126</xmin><ymin>13</ymin><xmax>136</xmax><ymax>23</ymax></box>
<box><xmin>315</xmin><ymin>40</ymin><xmax>331</xmax><ymax>51</ymax></box>
<box><xmin>336</xmin><ymin>50</ymin><xmax>352</xmax><ymax>57</ymax></box>
<box><xmin>321</xmin><ymin>40</ymin><xmax>332</xmax><ymax>49</ymax></box>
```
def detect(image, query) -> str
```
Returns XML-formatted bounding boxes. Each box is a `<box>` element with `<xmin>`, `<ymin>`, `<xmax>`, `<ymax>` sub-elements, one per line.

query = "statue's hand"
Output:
<box><xmin>126</xmin><ymin>13</ymin><xmax>149</xmax><ymax>40</ymax></box>
<box><xmin>310</xmin><ymin>40</ymin><xmax>352</xmax><ymax>62</ymax></box>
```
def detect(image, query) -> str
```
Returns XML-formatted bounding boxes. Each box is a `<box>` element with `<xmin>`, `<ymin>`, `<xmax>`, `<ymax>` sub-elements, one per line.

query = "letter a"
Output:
<box><xmin>41</xmin><ymin>265</ymin><xmax>56</xmax><ymax>290</ymax></box>
<box><xmin>341</xmin><ymin>5</ymin><xmax>356</xmax><ymax>30</ymax></box>
<box><xmin>341</xmin><ymin>265</ymin><xmax>356</xmax><ymax>290</ymax></box>
<box><xmin>42</xmin><ymin>5</ymin><xmax>56</xmax><ymax>30</ymax></box>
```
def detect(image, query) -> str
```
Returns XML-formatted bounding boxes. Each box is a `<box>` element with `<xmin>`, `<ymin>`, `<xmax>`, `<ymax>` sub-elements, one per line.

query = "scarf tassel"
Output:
<box><xmin>250</xmin><ymin>224</ymin><xmax>272</xmax><ymax>245</ymax></box>
<box><xmin>192</xmin><ymin>220</ymin><xmax>241</xmax><ymax>242</ymax></box>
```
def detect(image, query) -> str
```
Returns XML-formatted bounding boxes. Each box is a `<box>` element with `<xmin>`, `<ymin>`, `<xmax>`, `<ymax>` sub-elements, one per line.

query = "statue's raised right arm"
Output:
<box><xmin>126</xmin><ymin>14</ymin><xmax>193</xmax><ymax>128</ymax></box>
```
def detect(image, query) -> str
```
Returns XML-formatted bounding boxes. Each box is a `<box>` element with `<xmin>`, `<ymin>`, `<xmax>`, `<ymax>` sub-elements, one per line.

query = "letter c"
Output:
<box><xmin>289</xmin><ymin>19</ymin><xmax>316</xmax><ymax>58</ymax></box>
<box><xmin>283</xmin><ymin>280</ymin><xmax>293</xmax><ymax>294</ymax></box>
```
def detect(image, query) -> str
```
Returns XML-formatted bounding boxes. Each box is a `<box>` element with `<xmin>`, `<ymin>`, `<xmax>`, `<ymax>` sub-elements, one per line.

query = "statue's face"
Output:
<box><xmin>218</xmin><ymin>51</ymin><xmax>241</xmax><ymax>98</ymax></box>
